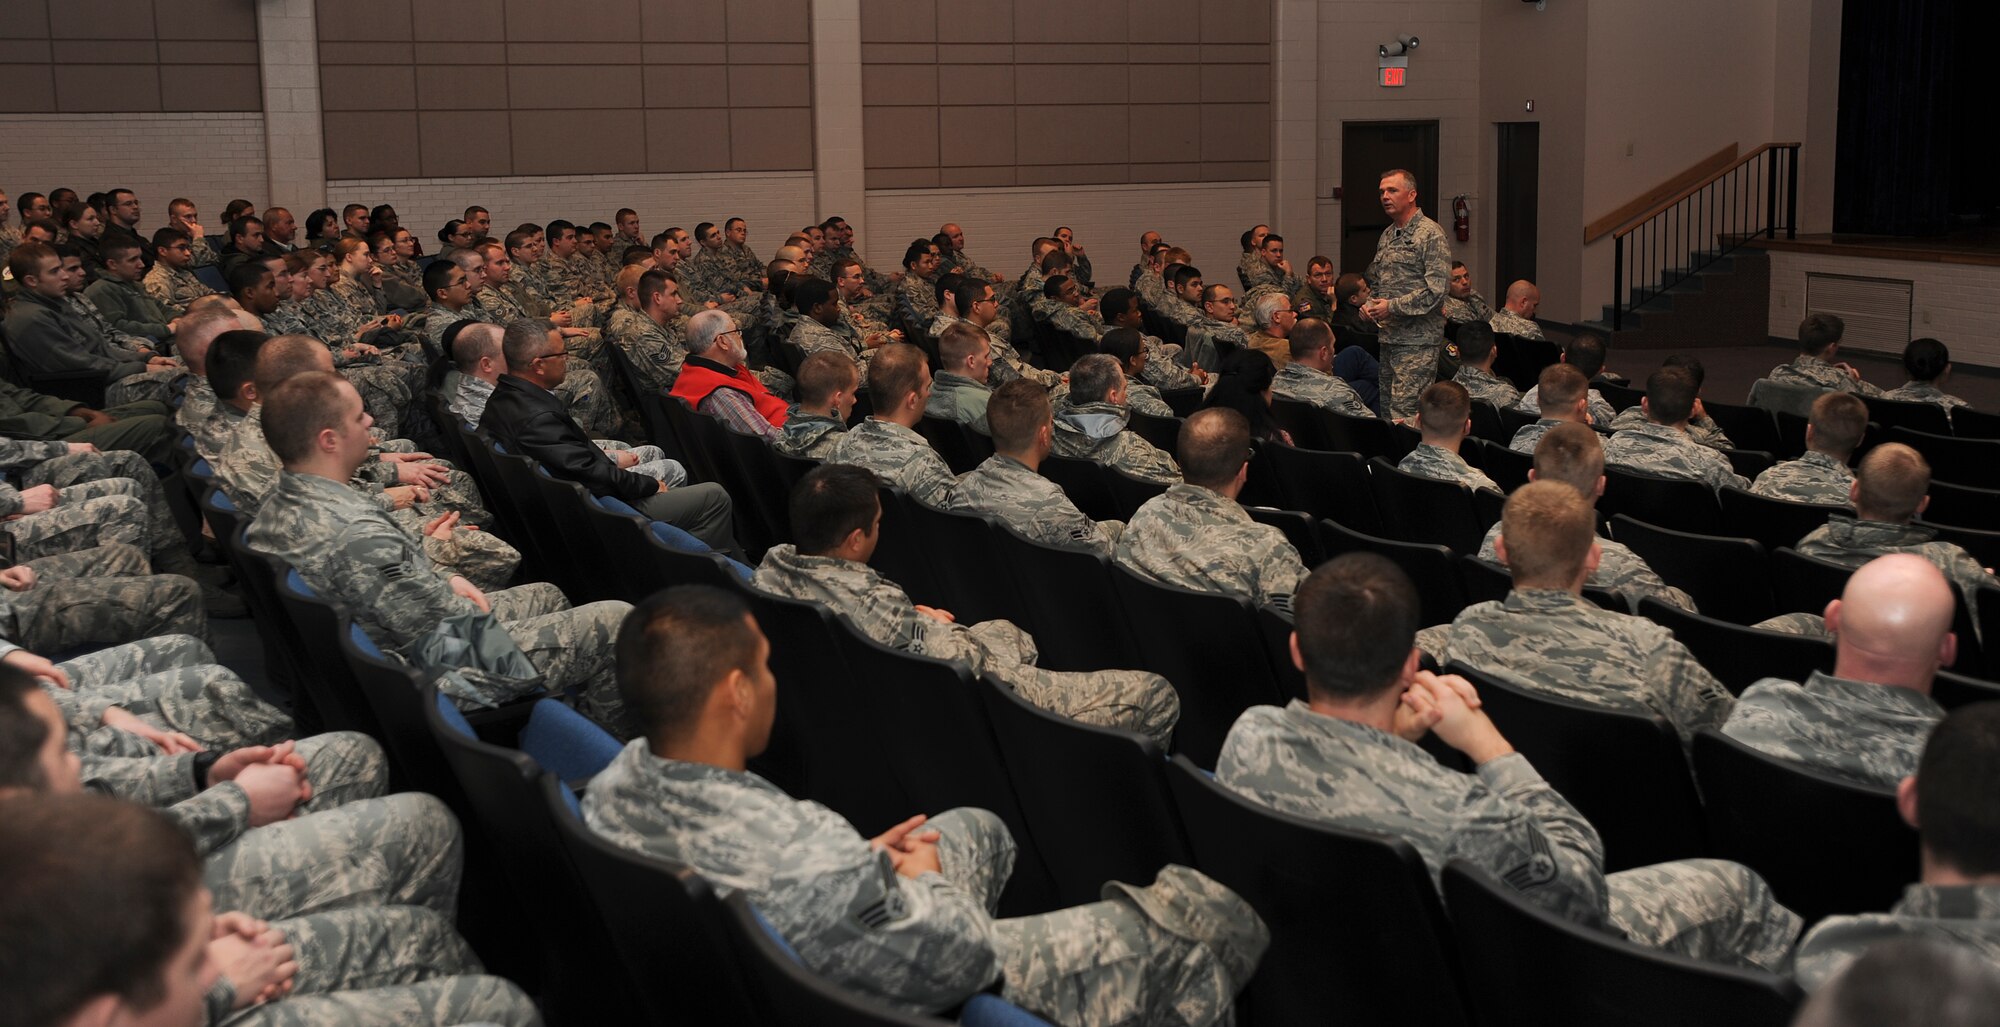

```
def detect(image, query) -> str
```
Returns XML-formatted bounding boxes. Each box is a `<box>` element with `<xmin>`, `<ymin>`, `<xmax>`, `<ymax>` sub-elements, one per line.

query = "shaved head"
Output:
<box><xmin>1828</xmin><ymin>554</ymin><xmax>1957</xmax><ymax>693</ymax></box>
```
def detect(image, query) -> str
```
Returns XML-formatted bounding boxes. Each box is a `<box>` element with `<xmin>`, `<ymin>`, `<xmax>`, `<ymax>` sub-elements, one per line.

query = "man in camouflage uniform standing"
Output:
<box><xmin>1751</xmin><ymin>391</ymin><xmax>1864</xmax><ymax>506</ymax></box>
<box><xmin>950</xmin><ymin>380</ymin><xmax>1123</xmax><ymax>556</ymax></box>
<box><xmin>755</xmin><ymin>465</ymin><xmax>1182</xmax><ymax>748</ymax></box>
<box><xmin>1792</xmin><ymin>703</ymin><xmax>2000</xmax><ymax>990</ymax></box>
<box><xmin>826</xmin><ymin>343</ymin><xmax>961</xmax><ymax>508</ymax></box>
<box><xmin>586</xmin><ymin>584</ymin><xmax>1264</xmax><ymax>1026</ymax></box>
<box><xmin>1435</xmin><ymin>482</ymin><xmax>1736</xmax><ymax>746</ymax></box>
<box><xmin>1115</xmin><ymin>408</ymin><xmax>1306</xmax><ymax>613</ymax></box>
<box><xmin>1051</xmin><ymin>355</ymin><xmax>1182</xmax><ymax>486</ymax></box>
<box><xmin>1218</xmin><ymin>552</ymin><xmax>1800</xmax><ymax>973</ymax></box>
<box><xmin>245</xmin><ymin>371</ymin><xmax>634</xmax><ymax>734</ymax></box>
<box><xmin>1723</xmin><ymin>554</ymin><xmax>1951</xmax><ymax>789</ymax></box>
<box><xmin>1362</xmin><ymin>169</ymin><xmax>1452</xmax><ymax>420</ymax></box>
<box><xmin>772</xmin><ymin>351</ymin><xmax>856</xmax><ymax>460</ymax></box>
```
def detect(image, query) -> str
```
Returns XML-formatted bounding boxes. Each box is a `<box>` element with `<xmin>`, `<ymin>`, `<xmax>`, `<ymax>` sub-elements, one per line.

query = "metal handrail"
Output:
<box><xmin>1611</xmin><ymin>143</ymin><xmax>1799</xmax><ymax>331</ymax></box>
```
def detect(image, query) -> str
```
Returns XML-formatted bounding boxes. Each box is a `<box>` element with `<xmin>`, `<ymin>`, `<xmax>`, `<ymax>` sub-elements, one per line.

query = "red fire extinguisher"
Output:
<box><xmin>1453</xmin><ymin>195</ymin><xmax>1470</xmax><ymax>242</ymax></box>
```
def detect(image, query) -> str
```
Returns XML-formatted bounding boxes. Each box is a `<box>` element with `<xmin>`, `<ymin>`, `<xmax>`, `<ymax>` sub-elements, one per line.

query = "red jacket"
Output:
<box><xmin>669</xmin><ymin>356</ymin><xmax>788</xmax><ymax>428</ymax></box>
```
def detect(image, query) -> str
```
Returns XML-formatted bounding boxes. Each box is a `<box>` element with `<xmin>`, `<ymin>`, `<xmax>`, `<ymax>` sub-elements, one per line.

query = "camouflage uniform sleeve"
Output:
<box><xmin>1686</xmin><ymin>415</ymin><xmax>1734</xmax><ymax>450</ymax></box>
<box><xmin>1118</xmin><ymin>437</ymin><xmax>1183</xmax><ymax>486</ymax></box>
<box><xmin>1254</xmin><ymin>538</ymin><xmax>1309</xmax><ymax>614</ymax></box>
<box><xmin>0</xmin><ymin>436</ymin><xmax>72</xmax><ymax>466</ymax></box>
<box><xmin>1457</xmin><ymin>753</ymin><xmax>1612</xmax><ymax>927</ymax></box>
<box><xmin>905</xmin><ymin>453</ymin><xmax>959</xmax><ymax>509</ymax></box>
<box><xmin>1127</xmin><ymin>386</ymin><xmax>1175</xmax><ymax>418</ymax></box>
<box><xmin>43</xmin><ymin>680</ymin><xmax>121</xmax><ymax>736</ymax></box>
<box><xmin>331</xmin><ymin>527</ymin><xmax>471</xmax><ymax>644</ymax></box>
<box><xmin>82</xmin><ymin>754</ymin><xmax>253</xmax><ymax>857</ymax></box>
<box><xmin>1642</xmin><ymin>638</ymin><xmax>1736</xmax><ymax>742</ymax></box>
<box><xmin>865</xmin><ymin>583</ymin><xmax>989</xmax><ymax>674</ymax></box>
<box><xmin>768</xmin><ymin>845</ymin><xmax>1002</xmax><ymax>1011</ymax></box>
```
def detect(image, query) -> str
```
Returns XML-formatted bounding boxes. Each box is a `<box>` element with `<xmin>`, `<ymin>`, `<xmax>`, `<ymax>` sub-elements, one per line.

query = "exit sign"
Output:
<box><xmin>1380</xmin><ymin>67</ymin><xmax>1406</xmax><ymax>87</ymax></box>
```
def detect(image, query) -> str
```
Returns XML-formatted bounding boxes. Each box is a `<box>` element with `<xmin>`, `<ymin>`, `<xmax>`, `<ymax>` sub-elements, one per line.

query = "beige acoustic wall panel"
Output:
<box><xmin>0</xmin><ymin>0</ymin><xmax>262</xmax><ymax>113</ymax></box>
<box><xmin>316</xmin><ymin>0</ymin><xmax>813</xmax><ymax>179</ymax></box>
<box><xmin>860</xmin><ymin>0</ymin><xmax>1271</xmax><ymax>188</ymax></box>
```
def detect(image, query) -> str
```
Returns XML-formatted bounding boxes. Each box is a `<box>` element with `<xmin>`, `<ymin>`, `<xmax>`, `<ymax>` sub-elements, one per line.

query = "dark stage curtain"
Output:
<box><xmin>1834</xmin><ymin>0</ymin><xmax>1955</xmax><ymax>236</ymax></box>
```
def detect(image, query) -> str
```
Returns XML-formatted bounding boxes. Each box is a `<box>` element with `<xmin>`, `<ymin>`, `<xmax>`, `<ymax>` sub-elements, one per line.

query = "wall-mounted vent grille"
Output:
<box><xmin>1805</xmin><ymin>273</ymin><xmax>1913</xmax><ymax>356</ymax></box>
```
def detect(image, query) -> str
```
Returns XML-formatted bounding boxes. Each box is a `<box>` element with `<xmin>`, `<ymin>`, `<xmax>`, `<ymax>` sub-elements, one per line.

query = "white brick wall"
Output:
<box><xmin>0</xmin><ymin>113</ymin><xmax>269</xmax><ymax>223</ymax></box>
<box><xmin>321</xmin><ymin>172</ymin><xmax>818</xmax><ymax>246</ymax></box>
<box><xmin>1766</xmin><ymin>249</ymin><xmax>2000</xmax><ymax>368</ymax></box>
<box><xmin>864</xmin><ymin>182</ymin><xmax>1274</xmax><ymax>286</ymax></box>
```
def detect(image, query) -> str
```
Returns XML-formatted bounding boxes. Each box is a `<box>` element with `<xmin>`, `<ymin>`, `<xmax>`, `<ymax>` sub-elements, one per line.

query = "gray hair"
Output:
<box><xmin>686</xmin><ymin>308</ymin><xmax>734</xmax><ymax>355</ymax></box>
<box><xmin>1067</xmin><ymin>353</ymin><xmax>1124</xmax><ymax>405</ymax></box>
<box><xmin>1251</xmin><ymin>291</ymin><xmax>1289</xmax><ymax>328</ymax></box>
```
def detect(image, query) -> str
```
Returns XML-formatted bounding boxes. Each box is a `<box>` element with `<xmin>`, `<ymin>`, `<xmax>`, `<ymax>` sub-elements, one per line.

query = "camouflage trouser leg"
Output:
<box><xmin>339</xmin><ymin>365</ymin><xmax>414</xmax><ymax>440</ymax></box>
<box><xmin>204</xmin><ymin>792</ymin><xmax>465</xmax><ymax>922</ymax></box>
<box><xmin>1379</xmin><ymin>340</ymin><xmax>1442</xmax><ymax>421</ymax></box>
<box><xmin>629</xmin><ymin>444</ymin><xmax>688</xmax><ymax>487</ymax></box>
<box><xmin>4</xmin><ymin>489</ymin><xmax>149</xmax><ymax>561</ymax></box>
<box><xmin>507</xmin><ymin>599</ymin><xmax>635</xmax><ymax>739</ymax></box>
<box><xmin>0</xmin><ymin>570</ymin><xmax>205</xmax><ymax>656</ymax></box>
<box><xmin>70</xmin><ymin>657</ymin><xmax>294</xmax><ymax>757</ymax></box>
<box><xmin>61</xmin><ymin>630</ymin><xmax>211</xmax><ymax>682</ymax></box>
<box><xmin>291</xmin><ymin>730</ymin><xmax>392</xmax><ymax>813</ymax></box>
<box><xmin>23</xmin><ymin>540</ymin><xmax>152</xmax><ymax>579</ymax></box>
<box><xmin>969</xmin><ymin>619</ymin><xmax>1181</xmax><ymax>750</ymax></box>
<box><xmin>224</xmin><ymin>906</ymin><xmax>542</xmax><ymax>1027</ymax></box>
<box><xmin>414</xmin><ymin>463</ymin><xmax>496</xmax><ymax>526</ymax></box>
<box><xmin>487</xmin><ymin>582</ymin><xmax>570</xmax><ymax>622</ymax></box>
<box><xmin>557</xmin><ymin>367</ymin><xmax>623</xmax><ymax>439</ymax></box>
<box><xmin>930</xmin><ymin>807</ymin><xmax>1018</xmax><ymax>914</ymax></box>
<box><xmin>395</xmin><ymin>510</ymin><xmax>522</xmax><ymax>591</ymax></box>
<box><xmin>1754</xmin><ymin>612</ymin><xmax>1829</xmax><ymax>637</ymax></box>
<box><xmin>1607</xmin><ymin>859</ymin><xmax>1803</xmax><ymax>973</ymax></box>
<box><xmin>993</xmin><ymin>864</ymin><xmax>1269</xmax><ymax>1027</ymax></box>
<box><xmin>24</xmin><ymin>450</ymin><xmax>177</xmax><ymax>553</ymax></box>
<box><xmin>107</xmin><ymin>368</ymin><xmax>179</xmax><ymax>408</ymax></box>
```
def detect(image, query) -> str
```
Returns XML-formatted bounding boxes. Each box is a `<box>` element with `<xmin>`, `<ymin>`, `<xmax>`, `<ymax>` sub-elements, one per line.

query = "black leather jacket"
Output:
<box><xmin>478</xmin><ymin>374</ymin><xmax>656</xmax><ymax>502</ymax></box>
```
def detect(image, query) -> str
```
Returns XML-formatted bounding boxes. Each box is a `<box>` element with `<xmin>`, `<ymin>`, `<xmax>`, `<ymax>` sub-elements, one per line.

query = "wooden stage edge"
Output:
<box><xmin>1746</xmin><ymin>234</ymin><xmax>2000</xmax><ymax>269</ymax></box>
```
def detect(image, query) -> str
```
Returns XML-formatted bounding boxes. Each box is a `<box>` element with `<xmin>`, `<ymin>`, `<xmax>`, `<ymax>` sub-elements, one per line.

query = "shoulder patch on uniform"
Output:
<box><xmin>1500</xmin><ymin>827</ymin><xmax>1559</xmax><ymax>890</ymax></box>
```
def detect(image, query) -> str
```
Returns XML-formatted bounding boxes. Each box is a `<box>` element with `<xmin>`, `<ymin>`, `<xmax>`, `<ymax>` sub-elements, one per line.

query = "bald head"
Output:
<box><xmin>1828</xmin><ymin>554</ymin><xmax>1958</xmax><ymax>693</ymax></box>
<box><xmin>1504</xmin><ymin>280</ymin><xmax>1541</xmax><ymax>319</ymax></box>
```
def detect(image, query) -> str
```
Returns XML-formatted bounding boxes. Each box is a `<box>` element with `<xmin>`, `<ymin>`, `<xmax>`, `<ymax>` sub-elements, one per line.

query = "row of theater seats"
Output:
<box><xmin>190</xmin><ymin>446</ymin><xmax>1826</xmax><ymax>1027</ymax></box>
<box><xmin>186</xmin><ymin>341</ymin><xmax>2000</xmax><ymax>1024</ymax></box>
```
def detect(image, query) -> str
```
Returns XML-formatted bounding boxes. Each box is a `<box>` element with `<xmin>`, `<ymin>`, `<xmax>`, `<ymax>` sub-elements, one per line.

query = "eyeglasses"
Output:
<box><xmin>533</xmin><ymin>350</ymin><xmax>568</xmax><ymax>362</ymax></box>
